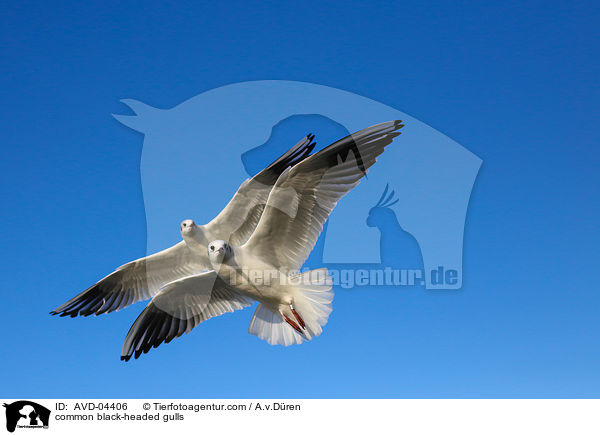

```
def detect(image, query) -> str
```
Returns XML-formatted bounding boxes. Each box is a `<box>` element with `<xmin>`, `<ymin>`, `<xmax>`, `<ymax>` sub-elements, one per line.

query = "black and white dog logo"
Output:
<box><xmin>3</xmin><ymin>401</ymin><xmax>50</xmax><ymax>433</ymax></box>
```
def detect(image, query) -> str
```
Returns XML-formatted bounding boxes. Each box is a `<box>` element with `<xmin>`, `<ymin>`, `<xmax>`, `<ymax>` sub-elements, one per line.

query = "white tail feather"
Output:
<box><xmin>248</xmin><ymin>268</ymin><xmax>333</xmax><ymax>346</ymax></box>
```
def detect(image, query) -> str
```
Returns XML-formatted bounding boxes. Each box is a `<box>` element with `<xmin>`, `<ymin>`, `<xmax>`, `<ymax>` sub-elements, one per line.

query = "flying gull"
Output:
<box><xmin>50</xmin><ymin>135</ymin><xmax>316</xmax><ymax>317</ymax></box>
<box><xmin>121</xmin><ymin>120</ymin><xmax>403</xmax><ymax>360</ymax></box>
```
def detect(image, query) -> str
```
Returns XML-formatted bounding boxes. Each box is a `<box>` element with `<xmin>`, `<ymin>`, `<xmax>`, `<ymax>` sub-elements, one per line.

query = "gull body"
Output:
<box><xmin>209</xmin><ymin>240</ymin><xmax>291</xmax><ymax>307</ymax></box>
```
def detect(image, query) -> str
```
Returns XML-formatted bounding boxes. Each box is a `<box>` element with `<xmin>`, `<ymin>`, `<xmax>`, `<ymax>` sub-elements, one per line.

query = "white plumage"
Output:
<box><xmin>51</xmin><ymin>135</ymin><xmax>315</xmax><ymax>318</ymax></box>
<box><xmin>51</xmin><ymin>121</ymin><xmax>403</xmax><ymax>361</ymax></box>
<box><xmin>119</xmin><ymin>121</ymin><xmax>403</xmax><ymax>360</ymax></box>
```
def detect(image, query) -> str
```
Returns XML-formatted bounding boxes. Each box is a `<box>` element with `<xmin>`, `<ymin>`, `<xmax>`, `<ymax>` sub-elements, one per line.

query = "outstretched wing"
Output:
<box><xmin>121</xmin><ymin>271</ymin><xmax>254</xmax><ymax>361</ymax></box>
<box><xmin>51</xmin><ymin>241</ymin><xmax>208</xmax><ymax>317</ymax></box>
<box><xmin>205</xmin><ymin>134</ymin><xmax>315</xmax><ymax>246</ymax></box>
<box><xmin>243</xmin><ymin>121</ymin><xmax>404</xmax><ymax>271</ymax></box>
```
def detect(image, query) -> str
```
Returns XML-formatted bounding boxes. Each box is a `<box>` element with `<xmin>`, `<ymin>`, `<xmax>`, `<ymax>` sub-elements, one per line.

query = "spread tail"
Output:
<box><xmin>248</xmin><ymin>268</ymin><xmax>333</xmax><ymax>346</ymax></box>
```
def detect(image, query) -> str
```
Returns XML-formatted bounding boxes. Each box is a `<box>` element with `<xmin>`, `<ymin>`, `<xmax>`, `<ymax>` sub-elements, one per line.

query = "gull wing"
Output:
<box><xmin>121</xmin><ymin>271</ymin><xmax>254</xmax><ymax>361</ymax></box>
<box><xmin>205</xmin><ymin>134</ymin><xmax>315</xmax><ymax>246</ymax></box>
<box><xmin>51</xmin><ymin>135</ymin><xmax>314</xmax><ymax>318</ymax></box>
<box><xmin>243</xmin><ymin>121</ymin><xmax>404</xmax><ymax>271</ymax></box>
<box><xmin>51</xmin><ymin>241</ymin><xmax>208</xmax><ymax>317</ymax></box>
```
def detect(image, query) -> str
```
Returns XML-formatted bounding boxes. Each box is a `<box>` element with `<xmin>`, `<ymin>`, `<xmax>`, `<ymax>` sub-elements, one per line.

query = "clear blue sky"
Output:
<box><xmin>1</xmin><ymin>0</ymin><xmax>599</xmax><ymax>398</ymax></box>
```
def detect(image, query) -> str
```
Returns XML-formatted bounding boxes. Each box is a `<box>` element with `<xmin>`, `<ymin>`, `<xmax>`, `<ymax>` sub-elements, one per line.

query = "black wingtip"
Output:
<box><xmin>286</xmin><ymin>133</ymin><xmax>316</xmax><ymax>165</ymax></box>
<box><xmin>258</xmin><ymin>133</ymin><xmax>317</xmax><ymax>183</ymax></box>
<box><xmin>314</xmin><ymin>120</ymin><xmax>405</xmax><ymax>176</ymax></box>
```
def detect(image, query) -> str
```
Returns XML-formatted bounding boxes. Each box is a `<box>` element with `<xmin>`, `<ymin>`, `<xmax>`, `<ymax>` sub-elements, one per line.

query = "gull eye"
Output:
<box><xmin>210</xmin><ymin>245</ymin><xmax>214</xmax><ymax>251</ymax></box>
<box><xmin>183</xmin><ymin>223</ymin><xmax>187</xmax><ymax>227</ymax></box>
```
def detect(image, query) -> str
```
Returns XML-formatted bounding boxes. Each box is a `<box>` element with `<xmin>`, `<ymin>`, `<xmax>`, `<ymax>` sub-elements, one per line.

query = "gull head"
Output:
<box><xmin>208</xmin><ymin>240</ymin><xmax>232</xmax><ymax>265</ymax></box>
<box><xmin>180</xmin><ymin>219</ymin><xmax>196</xmax><ymax>236</ymax></box>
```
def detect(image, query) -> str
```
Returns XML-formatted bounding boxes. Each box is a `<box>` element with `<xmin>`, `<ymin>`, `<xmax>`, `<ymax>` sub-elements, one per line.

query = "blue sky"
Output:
<box><xmin>1</xmin><ymin>0</ymin><xmax>599</xmax><ymax>398</ymax></box>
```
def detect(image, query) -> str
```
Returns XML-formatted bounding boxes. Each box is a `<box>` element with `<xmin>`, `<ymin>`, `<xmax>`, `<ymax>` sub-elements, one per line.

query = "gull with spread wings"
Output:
<box><xmin>50</xmin><ymin>135</ymin><xmax>316</xmax><ymax>317</ymax></box>
<box><xmin>122</xmin><ymin>120</ymin><xmax>403</xmax><ymax>361</ymax></box>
